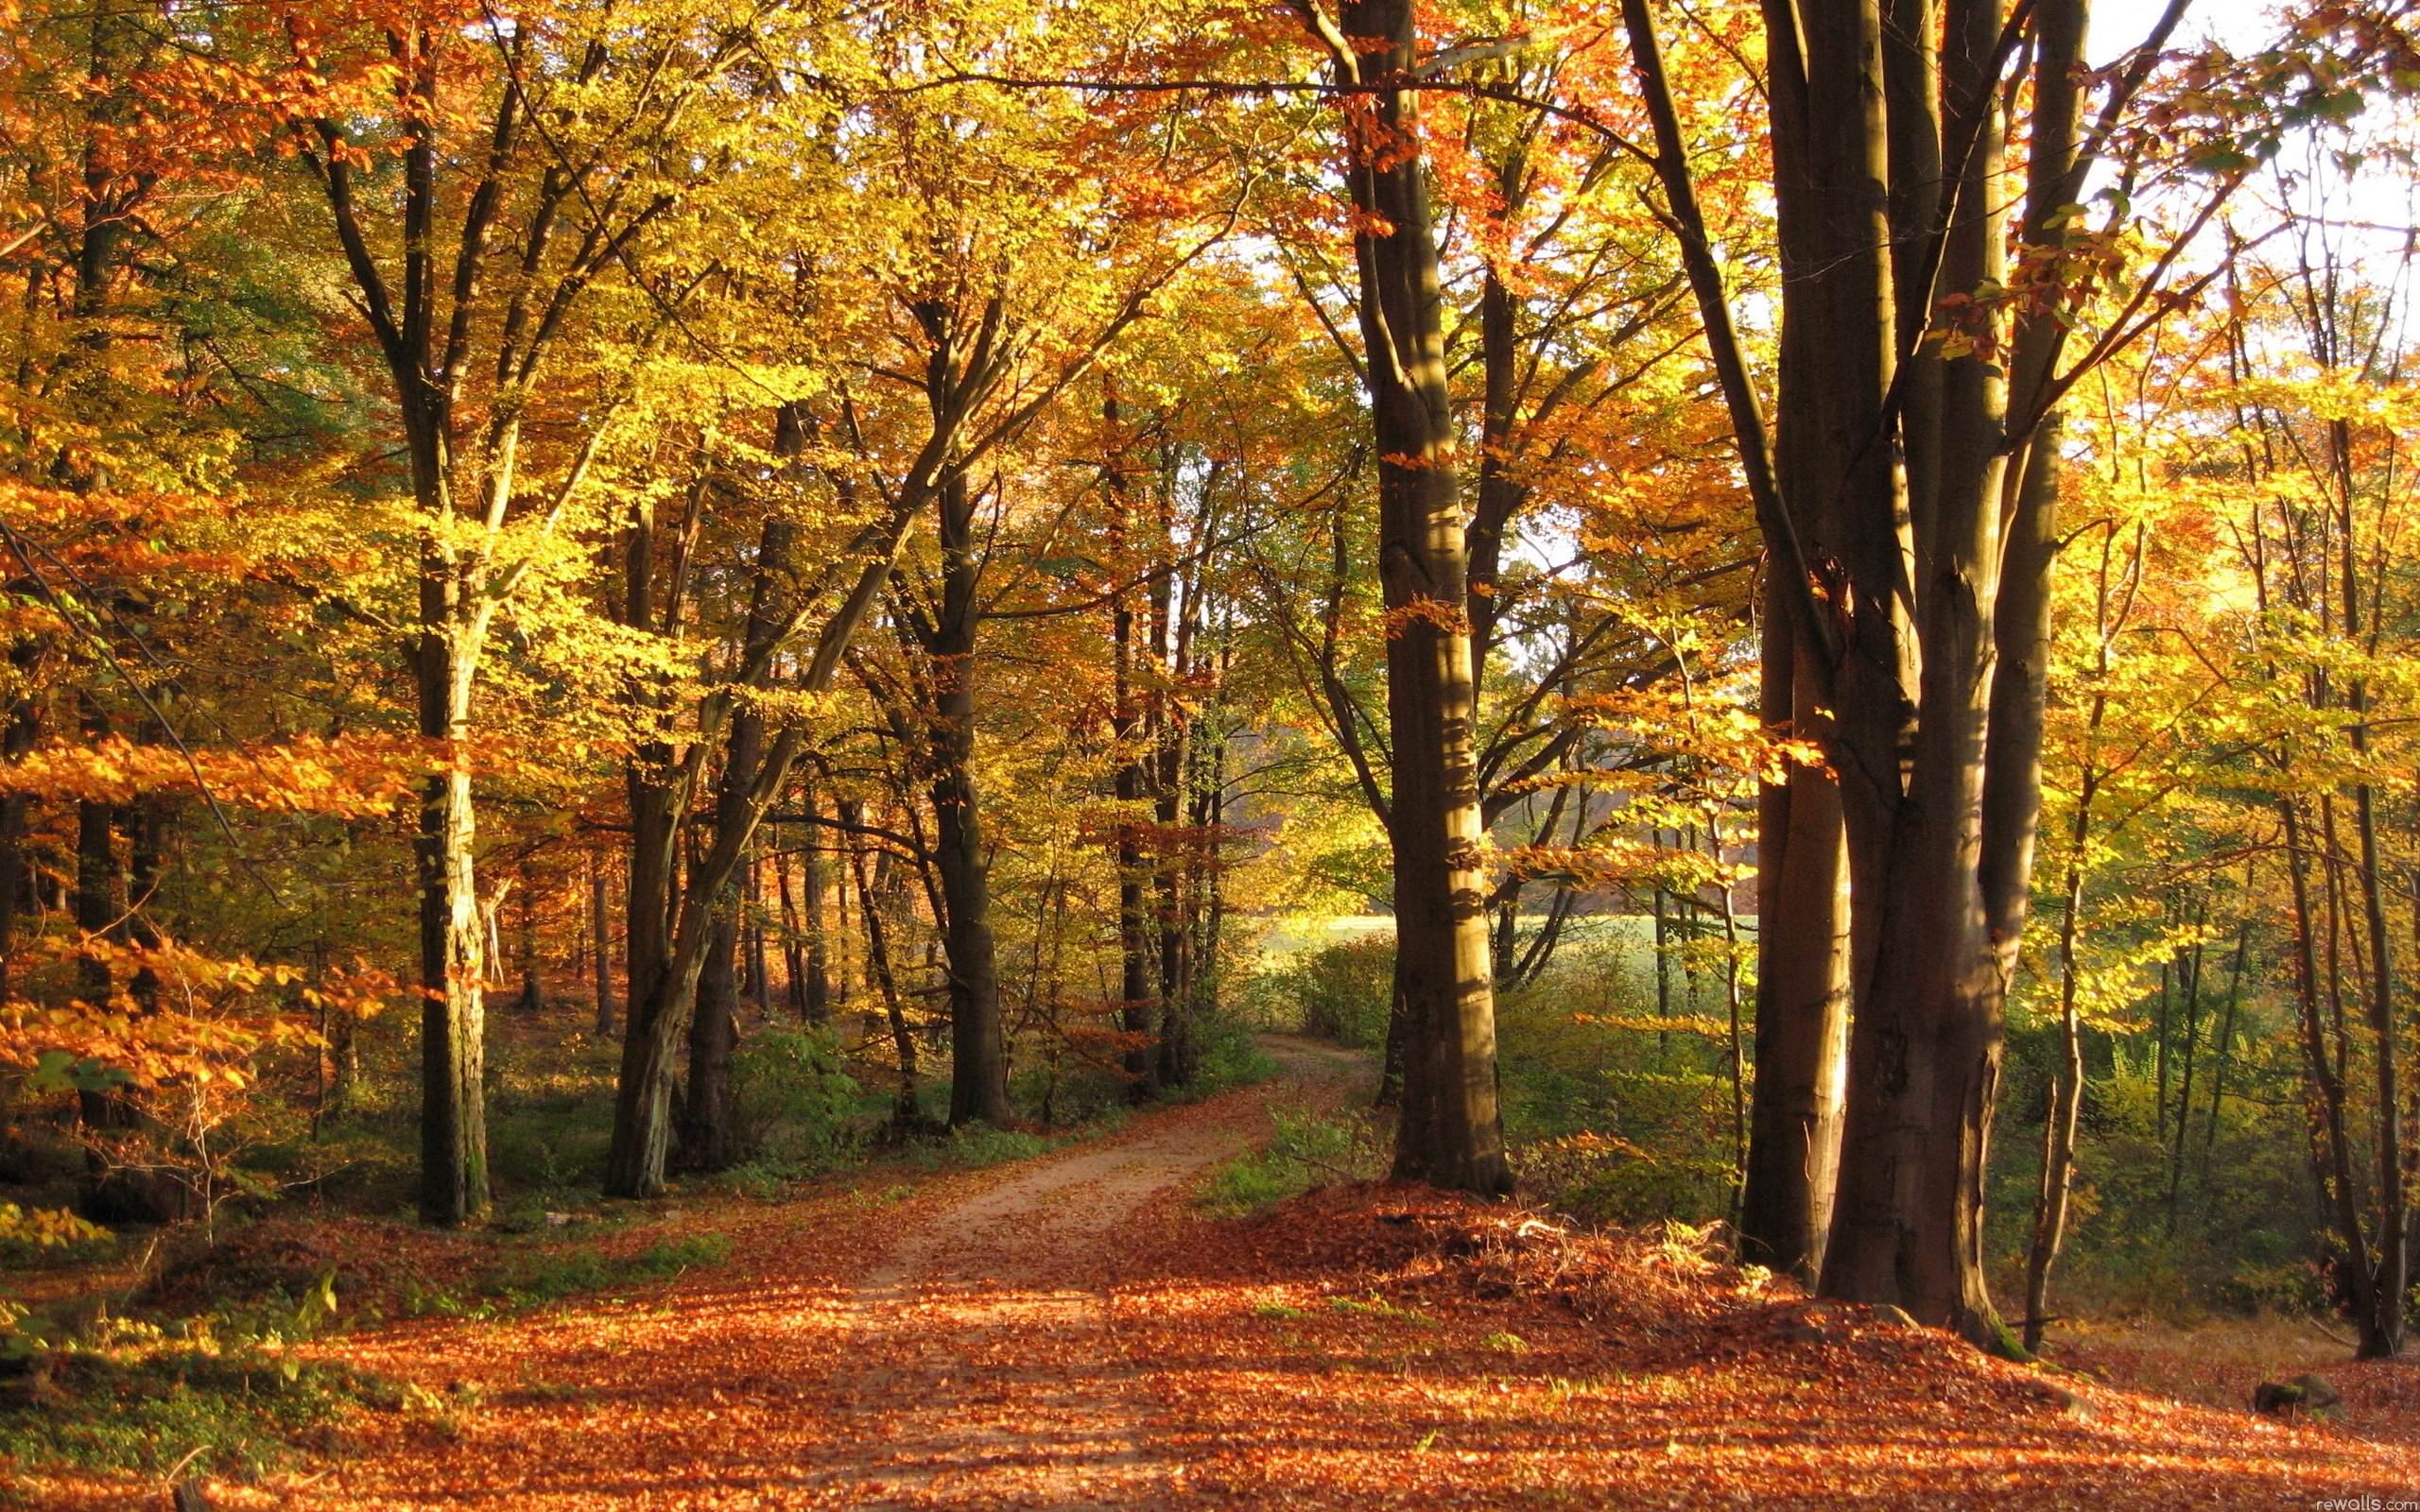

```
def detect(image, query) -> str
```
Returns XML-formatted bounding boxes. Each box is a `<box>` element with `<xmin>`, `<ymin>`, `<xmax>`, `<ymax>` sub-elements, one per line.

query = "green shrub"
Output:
<box><xmin>1488</xmin><ymin>955</ymin><xmax>1743</xmax><ymax>1227</ymax></box>
<box><xmin>488</xmin><ymin>1105</ymin><xmax>612</xmax><ymax>1192</ymax></box>
<box><xmin>1251</xmin><ymin>936</ymin><xmax>1394</xmax><ymax>1047</ymax></box>
<box><xmin>732</xmin><ymin>1025</ymin><xmax>862</xmax><ymax>1175</ymax></box>
<box><xmin>1189</xmin><ymin>1014</ymin><xmax>1281</xmax><ymax>1093</ymax></box>
<box><xmin>1011</xmin><ymin>1060</ymin><xmax>1128</xmax><ymax>1125</ymax></box>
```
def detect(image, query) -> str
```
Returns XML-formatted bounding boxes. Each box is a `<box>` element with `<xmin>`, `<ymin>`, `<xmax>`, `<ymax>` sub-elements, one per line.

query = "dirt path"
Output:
<box><xmin>32</xmin><ymin>1034</ymin><xmax>2420</xmax><ymax>1510</ymax></box>
<box><xmin>71</xmin><ymin>1035</ymin><xmax>1367</xmax><ymax>1512</ymax></box>
<box><xmin>806</xmin><ymin>1037</ymin><xmax>1366</xmax><ymax>1507</ymax></box>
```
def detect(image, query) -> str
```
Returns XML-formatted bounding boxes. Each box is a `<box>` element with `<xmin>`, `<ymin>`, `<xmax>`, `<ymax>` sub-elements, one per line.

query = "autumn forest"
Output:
<box><xmin>7</xmin><ymin>0</ymin><xmax>2420</xmax><ymax>1504</ymax></box>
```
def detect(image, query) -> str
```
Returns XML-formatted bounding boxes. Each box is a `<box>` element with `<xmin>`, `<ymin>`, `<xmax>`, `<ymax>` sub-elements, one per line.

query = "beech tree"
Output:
<box><xmin>1288</xmin><ymin>0</ymin><xmax>1509</xmax><ymax>1195</ymax></box>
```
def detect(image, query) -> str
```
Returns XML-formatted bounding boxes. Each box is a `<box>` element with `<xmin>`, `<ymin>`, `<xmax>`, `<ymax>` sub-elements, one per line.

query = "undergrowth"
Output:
<box><xmin>0</xmin><ymin>1297</ymin><xmax>399</xmax><ymax>1496</ymax></box>
<box><xmin>403</xmin><ymin>1232</ymin><xmax>733</xmax><ymax>1318</ymax></box>
<box><xmin>1201</xmin><ymin>1104</ymin><xmax>1386</xmax><ymax>1217</ymax></box>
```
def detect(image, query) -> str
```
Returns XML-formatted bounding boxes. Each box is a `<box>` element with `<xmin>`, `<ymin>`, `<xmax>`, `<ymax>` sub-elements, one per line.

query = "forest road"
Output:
<box><xmin>804</xmin><ymin>1035</ymin><xmax>1369</xmax><ymax>1509</ymax></box>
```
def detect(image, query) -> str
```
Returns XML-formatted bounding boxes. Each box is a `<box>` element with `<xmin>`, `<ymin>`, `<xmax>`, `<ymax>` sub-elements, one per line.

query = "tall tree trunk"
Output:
<box><xmin>744</xmin><ymin>846</ymin><xmax>769</xmax><ymax>1013</ymax></box>
<box><xmin>1114</xmin><ymin>627</ymin><xmax>1156</xmax><ymax>1101</ymax></box>
<box><xmin>846</xmin><ymin>799</ymin><xmax>917</xmax><ymax>1124</ymax></box>
<box><xmin>2166</xmin><ymin>902</ymin><xmax>2210</xmax><ymax>1228</ymax></box>
<box><xmin>2202</xmin><ymin>891</ymin><xmax>2254</xmax><ymax>1160</ymax></box>
<box><xmin>1106</xmin><ymin>394</ymin><xmax>1159</xmax><ymax>1100</ymax></box>
<box><xmin>1151</xmin><ymin>455</ymin><xmax>1196</xmax><ymax>1091</ymax></box>
<box><xmin>2282</xmin><ymin>796</ymin><xmax>2390</xmax><ymax>1350</ymax></box>
<box><xmin>1624</xmin><ymin>0</ymin><xmax>2092</xmax><ymax>1343</ymax></box>
<box><xmin>927</xmin><ymin>463</ymin><xmax>1010</xmax><ymax>1128</ymax></box>
<box><xmin>515</xmin><ymin>855</ymin><xmax>545</xmax><ymax>1015</ymax></box>
<box><xmin>1710</xmin><ymin>0</ymin><xmax>1865</xmax><ymax>1285</ymax></box>
<box><xmin>800</xmin><ymin>789</ymin><xmax>832</xmax><ymax>1022</ymax></box>
<box><xmin>1738</xmin><ymin>599</ymin><xmax>1852</xmax><ymax>1279</ymax></box>
<box><xmin>1307</xmin><ymin>0</ymin><xmax>1509</xmax><ymax>1194</ymax></box>
<box><xmin>2024</xmin><ymin>767</ymin><xmax>2095</xmax><ymax>1352</ymax></box>
<box><xmin>591</xmin><ymin>849</ymin><xmax>615</xmax><ymax>1036</ymax></box>
<box><xmin>1193</xmin><ymin>674</ymin><xmax>1230</xmax><ymax>1022</ymax></box>
<box><xmin>609</xmin><ymin>485</ymin><xmax>853</xmax><ymax>1196</ymax></box>
<box><xmin>2337</xmin><ymin>408</ymin><xmax>2405</xmax><ymax>1355</ymax></box>
<box><xmin>417</xmin><ymin>633</ymin><xmax>490</xmax><ymax>1226</ymax></box>
<box><xmin>676</xmin><ymin>896</ymin><xmax>743</xmax><ymax>1173</ymax></box>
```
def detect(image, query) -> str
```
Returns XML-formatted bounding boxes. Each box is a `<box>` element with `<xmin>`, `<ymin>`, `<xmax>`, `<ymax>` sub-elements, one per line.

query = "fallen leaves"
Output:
<box><xmin>16</xmin><ymin>1055</ymin><xmax>2420</xmax><ymax>1510</ymax></box>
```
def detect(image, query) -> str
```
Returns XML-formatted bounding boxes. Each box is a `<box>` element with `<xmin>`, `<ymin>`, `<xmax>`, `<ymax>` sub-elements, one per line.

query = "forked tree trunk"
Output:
<box><xmin>1626</xmin><ymin>0</ymin><xmax>2098</xmax><ymax>1341</ymax></box>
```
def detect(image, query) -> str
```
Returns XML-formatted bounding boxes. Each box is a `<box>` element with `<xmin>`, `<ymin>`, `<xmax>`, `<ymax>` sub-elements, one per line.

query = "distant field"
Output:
<box><xmin>1248</xmin><ymin>912</ymin><xmax>1755</xmax><ymax>1010</ymax></box>
<box><xmin>1251</xmin><ymin>913</ymin><xmax>1673</xmax><ymax>958</ymax></box>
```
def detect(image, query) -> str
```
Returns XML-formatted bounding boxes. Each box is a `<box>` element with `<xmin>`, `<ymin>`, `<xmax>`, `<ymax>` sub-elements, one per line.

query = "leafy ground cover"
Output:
<box><xmin>10</xmin><ymin>1040</ymin><xmax>2413</xmax><ymax>1509</ymax></box>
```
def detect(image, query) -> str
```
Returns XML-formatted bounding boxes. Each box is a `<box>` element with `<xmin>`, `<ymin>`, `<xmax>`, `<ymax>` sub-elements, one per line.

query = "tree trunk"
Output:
<box><xmin>0</xmin><ymin>650</ymin><xmax>38</xmax><ymax>1007</ymax></box>
<box><xmin>2166</xmin><ymin>902</ymin><xmax>2209</xmax><ymax>1228</ymax></box>
<box><xmin>1618</xmin><ymin>0</ymin><xmax>2092</xmax><ymax>1344</ymax></box>
<box><xmin>1738</xmin><ymin>598</ymin><xmax>1851</xmax><ymax>1280</ymax></box>
<box><xmin>591</xmin><ymin>849</ymin><xmax>615</xmax><ymax>1036</ymax></box>
<box><xmin>2023</xmin><ymin>776</ymin><xmax>2094</xmax><ymax>1353</ymax></box>
<box><xmin>73</xmin><ymin>764</ymin><xmax>124</xmax><ymax>1133</ymax></box>
<box><xmin>1316</xmin><ymin>0</ymin><xmax>1508</xmax><ymax>1194</ymax></box>
<box><xmin>1150</xmin><ymin>448</ymin><xmax>1197</xmax><ymax>1091</ymax></box>
<box><xmin>515</xmin><ymin>856</ymin><xmax>545</xmax><ymax>1015</ymax></box>
<box><xmin>2281</xmin><ymin>796</ymin><xmax>2390</xmax><ymax>1350</ymax></box>
<box><xmin>417</xmin><ymin>636</ymin><xmax>490</xmax><ymax>1227</ymax></box>
<box><xmin>2202</xmin><ymin>894</ymin><xmax>2253</xmax><ymax>1160</ymax></box>
<box><xmin>607</xmin><ymin>495</ymin><xmax>830</xmax><ymax>1197</ymax></box>
<box><xmin>1108</xmin><ymin>412</ymin><xmax>1159</xmax><ymax>1100</ymax></box>
<box><xmin>776</xmin><ymin>846</ymin><xmax>811</xmax><ymax>1020</ymax></box>
<box><xmin>676</xmin><ymin>898</ymin><xmax>743</xmax><ymax>1173</ymax></box>
<box><xmin>927</xmin><ymin>462</ymin><xmax>1011</xmax><ymax>1128</ymax></box>
<box><xmin>845</xmin><ymin>799</ymin><xmax>918</xmax><ymax>1125</ymax></box>
<box><xmin>801</xmin><ymin>790</ymin><xmax>832</xmax><ymax>1022</ymax></box>
<box><xmin>744</xmin><ymin>846</ymin><xmax>769</xmax><ymax>1013</ymax></box>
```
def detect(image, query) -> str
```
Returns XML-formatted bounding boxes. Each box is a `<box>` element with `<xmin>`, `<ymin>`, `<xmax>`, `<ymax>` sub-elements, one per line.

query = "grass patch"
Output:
<box><xmin>906</xmin><ymin>1123</ymin><xmax>1051</xmax><ymax>1174</ymax></box>
<box><xmin>1200</xmin><ymin>1104</ymin><xmax>1385</xmax><ymax>1218</ymax></box>
<box><xmin>405</xmin><ymin>1231</ymin><xmax>733</xmax><ymax>1318</ymax></box>
<box><xmin>0</xmin><ymin>1317</ymin><xmax>391</xmax><ymax>1487</ymax></box>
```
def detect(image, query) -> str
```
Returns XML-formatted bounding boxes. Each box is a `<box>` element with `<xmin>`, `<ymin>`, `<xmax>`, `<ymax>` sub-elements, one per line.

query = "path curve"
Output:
<box><xmin>806</xmin><ymin>1036</ymin><xmax>1366</xmax><ymax>1507</ymax></box>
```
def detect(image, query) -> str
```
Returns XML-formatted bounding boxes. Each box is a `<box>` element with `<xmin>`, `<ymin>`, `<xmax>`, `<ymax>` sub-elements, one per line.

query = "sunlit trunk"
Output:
<box><xmin>1321</xmin><ymin>0</ymin><xmax>1508</xmax><ymax>1194</ymax></box>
